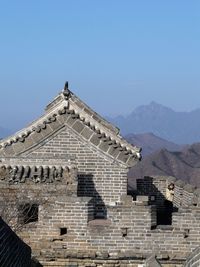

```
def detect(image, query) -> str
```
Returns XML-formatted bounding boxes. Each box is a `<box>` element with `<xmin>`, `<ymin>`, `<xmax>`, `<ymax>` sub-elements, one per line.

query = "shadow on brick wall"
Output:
<box><xmin>136</xmin><ymin>176</ymin><xmax>177</xmax><ymax>225</ymax></box>
<box><xmin>77</xmin><ymin>173</ymin><xmax>107</xmax><ymax>219</ymax></box>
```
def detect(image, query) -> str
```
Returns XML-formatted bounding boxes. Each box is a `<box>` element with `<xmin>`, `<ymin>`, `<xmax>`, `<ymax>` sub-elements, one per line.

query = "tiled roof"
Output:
<box><xmin>0</xmin><ymin>84</ymin><xmax>141</xmax><ymax>167</ymax></box>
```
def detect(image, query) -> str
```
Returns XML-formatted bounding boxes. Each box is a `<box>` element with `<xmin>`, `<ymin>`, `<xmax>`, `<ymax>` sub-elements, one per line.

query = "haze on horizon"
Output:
<box><xmin>0</xmin><ymin>0</ymin><xmax>199</xmax><ymax>131</ymax></box>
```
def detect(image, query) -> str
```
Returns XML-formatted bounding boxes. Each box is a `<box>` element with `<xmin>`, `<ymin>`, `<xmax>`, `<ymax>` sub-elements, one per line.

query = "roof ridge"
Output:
<box><xmin>0</xmin><ymin>84</ymin><xmax>141</xmax><ymax>167</ymax></box>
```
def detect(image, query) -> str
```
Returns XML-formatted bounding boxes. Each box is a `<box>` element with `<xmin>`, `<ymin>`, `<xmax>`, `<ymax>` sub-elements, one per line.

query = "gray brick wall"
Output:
<box><xmin>1</xmin><ymin>173</ymin><xmax>200</xmax><ymax>266</ymax></box>
<box><xmin>25</xmin><ymin>126</ymin><xmax>128</xmax><ymax>206</ymax></box>
<box><xmin>1</xmin><ymin>111</ymin><xmax>200</xmax><ymax>266</ymax></box>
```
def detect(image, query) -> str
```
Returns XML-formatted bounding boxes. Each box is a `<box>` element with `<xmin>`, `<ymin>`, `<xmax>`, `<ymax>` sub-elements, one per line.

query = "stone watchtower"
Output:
<box><xmin>1</xmin><ymin>83</ymin><xmax>200</xmax><ymax>267</ymax></box>
<box><xmin>0</xmin><ymin>83</ymin><xmax>142</xmax><ymax>265</ymax></box>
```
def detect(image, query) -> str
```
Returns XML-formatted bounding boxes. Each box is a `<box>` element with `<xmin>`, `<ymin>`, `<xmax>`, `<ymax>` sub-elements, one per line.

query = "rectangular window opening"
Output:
<box><xmin>60</xmin><ymin>227</ymin><xmax>67</xmax><ymax>235</ymax></box>
<box><xmin>19</xmin><ymin>203</ymin><xmax>39</xmax><ymax>224</ymax></box>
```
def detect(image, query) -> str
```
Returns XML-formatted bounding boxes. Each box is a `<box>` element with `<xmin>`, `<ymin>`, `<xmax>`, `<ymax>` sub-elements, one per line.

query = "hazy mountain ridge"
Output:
<box><xmin>108</xmin><ymin>102</ymin><xmax>200</xmax><ymax>144</ymax></box>
<box><xmin>128</xmin><ymin>143</ymin><xmax>200</xmax><ymax>189</ymax></box>
<box><xmin>125</xmin><ymin>132</ymin><xmax>185</xmax><ymax>156</ymax></box>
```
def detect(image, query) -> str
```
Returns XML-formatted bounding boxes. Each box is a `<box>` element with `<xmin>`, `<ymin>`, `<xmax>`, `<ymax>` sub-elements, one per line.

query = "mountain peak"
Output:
<box><xmin>133</xmin><ymin>101</ymin><xmax>173</xmax><ymax>115</ymax></box>
<box><xmin>109</xmin><ymin>102</ymin><xmax>200</xmax><ymax>144</ymax></box>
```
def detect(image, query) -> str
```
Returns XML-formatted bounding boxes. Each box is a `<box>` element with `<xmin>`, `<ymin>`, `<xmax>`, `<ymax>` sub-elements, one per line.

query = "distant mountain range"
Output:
<box><xmin>128</xmin><ymin>143</ymin><xmax>200</xmax><ymax>189</ymax></box>
<box><xmin>125</xmin><ymin>132</ymin><xmax>185</xmax><ymax>157</ymax></box>
<box><xmin>108</xmin><ymin>101</ymin><xmax>200</xmax><ymax>144</ymax></box>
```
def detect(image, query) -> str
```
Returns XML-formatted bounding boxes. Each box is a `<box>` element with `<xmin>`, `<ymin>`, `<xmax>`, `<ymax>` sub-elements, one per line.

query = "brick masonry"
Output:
<box><xmin>26</xmin><ymin>126</ymin><xmax>128</xmax><ymax>206</ymax></box>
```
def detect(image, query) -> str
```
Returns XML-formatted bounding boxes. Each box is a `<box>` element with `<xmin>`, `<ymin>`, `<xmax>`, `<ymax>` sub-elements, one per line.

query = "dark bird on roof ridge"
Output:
<box><xmin>64</xmin><ymin>81</ymin><xmax>68</xmax><ymax>91</ymax></box>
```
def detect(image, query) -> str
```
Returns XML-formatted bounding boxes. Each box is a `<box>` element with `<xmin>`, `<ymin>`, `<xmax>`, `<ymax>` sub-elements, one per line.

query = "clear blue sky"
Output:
<box><xmin>0</xmin><ymin>1</ymin><xmax>199</xmax><ymax>131</ymax></box>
